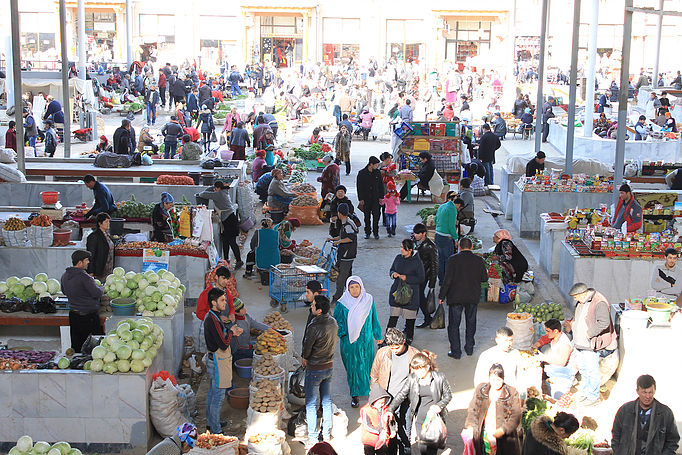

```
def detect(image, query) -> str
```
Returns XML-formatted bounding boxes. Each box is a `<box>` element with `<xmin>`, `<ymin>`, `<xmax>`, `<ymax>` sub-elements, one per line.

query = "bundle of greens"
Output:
<box><xmin>417</xmin><ymin>205</ymin><xmax>440</xmax><ymax>223</ymax></box>
<box><xmin>521</xmin><ymin>397</ymin><xmax>548</xmax><ymax>431</ymax></box>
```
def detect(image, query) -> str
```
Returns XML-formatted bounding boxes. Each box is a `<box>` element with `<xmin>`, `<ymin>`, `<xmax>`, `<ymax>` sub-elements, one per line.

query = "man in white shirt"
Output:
<box><xmin>534</xmin><ymin>318</ymin><xmax>576</xmax><ymax>399</ymax></box>
<box><xmin>473</xmin><ymin>327</ymin><xmax>520</xmax><ymax>388</ymax></box>
<box><xmin>650</xmin><ymin>248</ymin><xmax>682</xmax><ymax>298</ymax></box>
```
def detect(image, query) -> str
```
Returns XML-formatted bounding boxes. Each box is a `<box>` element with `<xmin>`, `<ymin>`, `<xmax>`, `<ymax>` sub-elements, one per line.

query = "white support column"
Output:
<box><xmin>583</xmin><ymin>0</ymin><xmax>599</xmax><ymax>137</ymax></box>
<box><xmin>77</xmin><ymin>0</ymin><xmax>86</xmax><ymax>79</ymax></box>
<box><xmin>652</xmin><ymin>0</ymin><xmax>664</xmax><ymax>86</ymax></box>
<box><xmin>126</xmin><ymin>0</ymin><xmax>132</xmax><ymax>67</ymax></box>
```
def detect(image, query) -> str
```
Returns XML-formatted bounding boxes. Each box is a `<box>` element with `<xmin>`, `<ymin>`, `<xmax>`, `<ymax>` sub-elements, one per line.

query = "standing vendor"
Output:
<box><xmin>151</xmin><ymin>192</ymin><xmax>174</xmax><ymax>242</ymax></box>
<box><xmin>651</xmin><ymin>248</ymin><xmax>682</xmax><ymax>298</ymax></box>
<box><xmin>60</xmin><ymin>250</ymin><xmax>105</xmax><ymax>352</ymax></box>
<box><xmin>611</xmin><ymin>184</ymin><xmax>642</xmax><ymax>232</ymax></box>
<box><xmin>83</xmin><ymin>175</ymin><xmax>116</xmax><ymax>217</ymax></box>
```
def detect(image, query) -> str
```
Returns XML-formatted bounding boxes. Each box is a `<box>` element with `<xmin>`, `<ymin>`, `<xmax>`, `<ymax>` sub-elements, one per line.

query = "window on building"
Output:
<box><xmin>19</xmin><ymin>12</ymin><xmax>57</xmax><ymax>66</ymax></box>
<box><xmin>260</xmin><ymin>16</ymin><xmax>300</xmax><ymax>36</ymax></box>
<box><xmin>323</xmin><ymin>18</ymin><xmax>360</xmax><ymax>65</ymax></box>
<box><xmin>444</xmin><ymin>20</ymin><xmax>492</xmax><ymax>62</ymax></box>
<box><xmin>386</xmin><ymin>19</ymin><xmax>423</xmax><ymax>62</ymax></box>
<box><xmin>139</xmin><ymin>14</ymin><xmax>175</xmax><ymax>44</ymax></box>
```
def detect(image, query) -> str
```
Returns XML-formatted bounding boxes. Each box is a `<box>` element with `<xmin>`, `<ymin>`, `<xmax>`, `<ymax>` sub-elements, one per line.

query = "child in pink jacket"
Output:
<box><xmin>380</xmin><ymin>181</ymin><xmax>400</xmax><ymax>237</ymax></box>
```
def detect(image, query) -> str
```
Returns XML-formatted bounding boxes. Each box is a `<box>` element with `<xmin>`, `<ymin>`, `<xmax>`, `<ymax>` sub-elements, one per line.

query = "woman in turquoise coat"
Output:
<box><xmin>333</xmin><ymin>275</ymin><xmax>383</xmax><ymax>409</ymax></box>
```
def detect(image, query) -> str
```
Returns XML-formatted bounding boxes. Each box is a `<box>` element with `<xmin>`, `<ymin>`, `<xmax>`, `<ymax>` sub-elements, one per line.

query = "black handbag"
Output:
<box><xmin>430</xmin><ymin>304</ymin><xmax>445</xmax><ymax>329</ymax></box>
<box><xmin>426</xmin><ymin>288</ymin><xmax>436</xmax><ymax>315</ymax></box>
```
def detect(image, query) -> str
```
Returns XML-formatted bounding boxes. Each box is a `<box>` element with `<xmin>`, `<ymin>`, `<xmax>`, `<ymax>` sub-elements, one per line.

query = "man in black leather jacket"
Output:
<box><xmin>301</xmin><ymin>296</ymin><xmax>338</xmax><ymax>449</ymax></box>
<box><xmin>413</xmin><ymin>223</ymin><xmax>438</xmax><ymax>328</ymax></box>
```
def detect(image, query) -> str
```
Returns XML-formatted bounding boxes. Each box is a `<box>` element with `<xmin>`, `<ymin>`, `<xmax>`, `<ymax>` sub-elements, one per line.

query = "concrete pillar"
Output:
<box><xmin>583</xmin><ymin>0</ymin><xmax>599</xmax><ymax>137</ymax></box>
<box><xmin>59</xmin><ymin>0</ymin><xmax>72</xmax><ymax>158</ymax></box>
<box><xmin>564</xmin><ymin>0</ymin><xmax>581</xmax><ymax>175</ymax></box>
<box><xmin>126</xmin><ymin>0</ymin><xmax>132</xmax><ymax>67</ymax></box>
<box><xmin>9</xmin><ymin>0</ymin><xmax>24</xmax><ymax>170</ymax></box>
<box><xmin>614</xmin><ymin>0</ymin><xmax>633</xmax><ymax>204</ymax></box>
<box><xmin>534</xmin><ymin>0</ymin><xmax>550</xmax><ymax>154</ymax></box>
<box><xmin>77</xmin><ymin>0</ymin><xmax>86</xmax><ymax>79</ymax></box>
<box><xmin>652</xmin><ymin>0</ymin><xmax>664</xmax><ymax>87</ymax></box>
<box><xmin>5</xmin><ymin>36</ymin><xmax>14</xmax><ymax>110</ymax></box>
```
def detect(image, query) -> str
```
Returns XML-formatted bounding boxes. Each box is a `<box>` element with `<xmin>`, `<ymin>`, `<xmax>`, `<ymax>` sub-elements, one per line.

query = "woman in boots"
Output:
<box><xmin>387</xmin><ymin>239</ymin><xmax>425</xmax><ymax>345</ymax></box>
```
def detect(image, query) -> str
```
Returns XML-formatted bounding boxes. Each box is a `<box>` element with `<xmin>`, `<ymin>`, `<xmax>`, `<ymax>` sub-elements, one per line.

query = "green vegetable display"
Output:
<box><xmin>0</xmin><ymin>274</ymin><xmax>61</xmax><ymax>301</ymax></box>
<box><xmin>125</xmin><ymin>102</ymin><xmax>143</xmax><ymax>112</ymax></box>
<box><xmin>515</xmin><ymin>302</ymin><xmax>564</xmax><ymax>322</ymax></box>
<box><xmin>104</xmin><ymin>267</ymin><xmax>186</xmax><ymax>317</ymax></box>
<box><xmin>565</xmin><ymin>428</ymin><xmax>596</xmax><ymax>451</ymax></box>
<box><xmin>293</xmin><ymin>145</ymin><xmax>325</xmax><ymax>160</ymax></box>
<box><xmin>116</xmin><ymin>195</ymin><xmax>154</xmax><ymax>219</ymax></box>
<box><xmin>88</xmin><ymin>317</ymin><xmax>164</xmax><ymax>373</ymax></box>
<box><xmin>521</xmin><ymin>397</ymin><xmax>548</xmax><ymax>431</ymax></box>
<box><xmin>213</xmin><ymin>110</ymin><xmax>228</xmax><ymax>119</ymax></box>
<box><xmin>9</xmin><ymin>437</ymin><xmax>81</xmax><ymax>455</ymax></box>
<box><xmin>417</xmin><ymin>205</ymin><xmax>441</xmax><ymax>223</ymax></box>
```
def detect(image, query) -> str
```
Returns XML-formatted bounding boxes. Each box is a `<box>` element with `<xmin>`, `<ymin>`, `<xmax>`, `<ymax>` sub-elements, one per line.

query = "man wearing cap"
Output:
<box><xmin>329</xmin><ymin>202</ymin><xmax>359</xmax><ymax>303</ymax></box>
<box><xmin>612</xmin><ymin>184</ymin><xmax>642</xmax><ymax>232</ymax></box>
<box><xmin>565</xmin><ymin>282</ymin><xmax>617</xmax><ymax>406</ymax></box>
<box><xmin>162</xmin><ymin>115</ymin><xmax>184</xmax><ymax>159</ymax></box>
<box><xmin>525</xmin><ymin>151</ymin><xmax>546</xmax><ymax>177</ymax></box>
<box><xmin>60</xmin><ymin>250</ymin><xmax>105</xmax><ymax>352</ymax></box>
<box><xmin>357</xmin><ymin>156</ymin><xmax>384</xmax><ymax>239</ymax></box>
<box><xmin>230</xmin><ymin>298</ymin><xmax>271</xmax><ymax>360</ymax></box>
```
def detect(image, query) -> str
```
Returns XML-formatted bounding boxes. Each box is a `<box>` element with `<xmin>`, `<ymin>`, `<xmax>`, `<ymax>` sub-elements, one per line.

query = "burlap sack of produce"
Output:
<box><xmin>286</xmin><ymin>205</ymin><xmax>323</xmax><ymax>225</ymax></box>
<box><xmin>149</xmin><ymin>377</ymin><xmax>186</xmax><ymax>437</ymax></box>
<box><xmin>246</xmin><ymin>429</ymin><xmax>291</xmax><ymax>455</ymax></box>
<box><xmin>246</xmin><ymin>406</ymin><xmax>283</xmax><ymax>433</ymax></box>
<box><xmin>189</xmin><ymin>440</ymin><xmax>239</xmax><ymax>455</ymax></box>
<box><xmin>250</xmin><ymin>375</ymin><xmax>284</xmax><ymax>401</ymax></box>
<box><xmin>506</xmin><ymin>314</ymin><xmax>534</xmax><ymax>351</ymax></box>
<box><xmin>2</xmin><ymin>227</ymin><xmax>26</xmax><ymax>247</ymax></box>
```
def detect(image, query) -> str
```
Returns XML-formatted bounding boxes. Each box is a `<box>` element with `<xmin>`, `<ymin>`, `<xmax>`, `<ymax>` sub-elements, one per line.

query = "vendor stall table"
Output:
<box><xmin>0</xmin><ymin>180</ymin><xmax>237</xmax><ymax>208</ymax></box>
<box><xmin>22</xmin><ymin>158</ymin><xmax>245</xmax><ymax>184</ymax></box>
<box><xmin>0</xmin><ymin>356</ymin><xmax>162</xmax><ymax>454</ymax></box>
<box><xmin>539</xmin><ymin>216</ymin><xmax>568</xmax><ymax>278</ymax></box>
<box><xmin>511</xmin><ymin>181</ymin><xmax>612</xmax><ymax>238</ymax></box>
<box><xmin>0</xmin><ymin>245</ymin><xmax>208</xmax><ymax>300</ymax></box>
<box><xmin>106</xmin><ymin>310</ymin><xmax>184</xmax><ymax>375</ymax></box>
<box><xmin>0</xmin><ymin>310</ymin><xmax>105</xmax><ymax>327</ymax></box>
<box><xmin>500</xmin><ymin>167</ymin><xmax>523</xmax><ymax>218</ymax></box>
<box><xmin>558</xmin><ymin>241</ymin><xmax>666</xmax><ymax>305</ymax></box>
<box><xmin>548</xmin><ymin>122</ymin><xmax>682</xmax><ymax>163</ymax></box>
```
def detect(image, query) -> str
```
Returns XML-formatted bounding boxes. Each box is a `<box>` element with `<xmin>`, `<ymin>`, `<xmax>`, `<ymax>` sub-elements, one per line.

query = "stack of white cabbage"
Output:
<box><xmin>86</xmin><ymin>318</ymin><xmax>163</xmax><ymax>374</ymax></box>
<box><xmin>9</xmin><ymin>437</ymin><xmax>81</xmax><ymax>455</ymax></box>
<box><xmin>0</xmin><ymin>273</ymin><xmax>61</xmax><ymax>301</ymax></box>
<box><xmin>103</xmin><ymin>267</ymin><xmax>186</xmax><ymax>317</ymax></box>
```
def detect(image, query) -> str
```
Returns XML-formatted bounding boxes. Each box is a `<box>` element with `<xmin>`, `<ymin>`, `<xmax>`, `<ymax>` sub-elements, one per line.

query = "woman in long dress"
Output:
<box><xmin>334</xmin><ymin>276</ymin><xmax>383</xmax><ymax>409</ymax></box>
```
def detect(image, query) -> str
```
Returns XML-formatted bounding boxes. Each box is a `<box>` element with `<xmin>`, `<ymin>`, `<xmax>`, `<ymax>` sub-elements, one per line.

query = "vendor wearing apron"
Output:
<box><xmin>152</xmin><ymin>192</ymin><xmax>175</xmax><ymax>242</ymax></box>
<box><xmin>204</xmin><ymin>288</ymin><xmax>243</xmax><ymax>434</ymax></box>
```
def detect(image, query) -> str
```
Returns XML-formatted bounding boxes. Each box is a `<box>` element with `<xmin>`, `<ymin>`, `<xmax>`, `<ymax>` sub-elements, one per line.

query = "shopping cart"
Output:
<box><xmin>268</xmin><ymin>241</ymin><xmax>336</xmax><ymax>311</ymax></box>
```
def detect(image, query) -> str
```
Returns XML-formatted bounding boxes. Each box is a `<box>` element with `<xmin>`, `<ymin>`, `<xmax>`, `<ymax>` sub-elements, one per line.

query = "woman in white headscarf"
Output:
<box><xmin>333</xmin><ymin>276</ymin><xmax>383</xmax><ymax>409</ymax></box>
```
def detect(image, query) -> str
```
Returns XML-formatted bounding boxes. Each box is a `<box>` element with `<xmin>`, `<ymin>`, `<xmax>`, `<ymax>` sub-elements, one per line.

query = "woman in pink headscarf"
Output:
<box><xmin>493</xmin><ymin>230</ymin><xmax>528</xmax><ymax>283</ymax></box>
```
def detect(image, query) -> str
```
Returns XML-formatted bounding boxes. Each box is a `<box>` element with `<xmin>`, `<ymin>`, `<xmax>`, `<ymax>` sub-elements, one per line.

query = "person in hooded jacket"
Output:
<box><xmin>387</xmin><ymin>351</ymin><xmax>452</xmax><ymax>455</ymax></box>
<box><xmin>197</xmin><ymin>105</ymin><xmax>215</xmax><ymax>154</ymax></box>
<box><xmin>387</xmin><ymin>239</ymin><xmax>425</xmax><ymax>345</ymax></box>
<box><xmin>521</xmin><ymin>413</ymin><xmax>580</xmax><ymax>455</ymax></box>
<box><xmin>361</xmin><ymin>384</ymin><xmax>398</xmax><ymax>455</ymax></box>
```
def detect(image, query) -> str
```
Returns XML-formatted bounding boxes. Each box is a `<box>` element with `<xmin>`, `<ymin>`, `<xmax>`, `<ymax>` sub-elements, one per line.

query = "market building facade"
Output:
<box><xmin>4</xmin><ymin>0</ymin><xmax>682</xmax><ymax>74</ymax></box>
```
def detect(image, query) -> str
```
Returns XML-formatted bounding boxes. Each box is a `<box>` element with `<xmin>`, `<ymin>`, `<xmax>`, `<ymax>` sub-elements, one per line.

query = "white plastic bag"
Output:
<box><xmin>176</xmin><ymin>383</ymin><xmax>196</xmax><ymax>419</ymax></box>
<box><xmin>149</xmin><ymin>377</ymin><xmax>186</xmax><ymax>437</ymax></box>
<box><xmin>0</xmin><ymin>148</ymin><xmax>16</xmax><ymax>163</ymax></box>
<box><xmin>27</xmin><ymin>225</ymin><xmax>53</xmax><ymax>248</ymax></box>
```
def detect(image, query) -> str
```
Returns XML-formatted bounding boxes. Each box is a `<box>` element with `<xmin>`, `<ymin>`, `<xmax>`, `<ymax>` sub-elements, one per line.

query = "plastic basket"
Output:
<box><xmin>111</xmin><ymin>298</ymin><xmax>136</xmax><ymax>316</ymax></box>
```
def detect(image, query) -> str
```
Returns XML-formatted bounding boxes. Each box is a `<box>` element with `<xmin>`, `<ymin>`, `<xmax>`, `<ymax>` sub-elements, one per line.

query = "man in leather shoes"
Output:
<box><xmin>439</xmin><ymin>237</ymin><xmax>488</xmax><ymax>359</ymax></box>
<box><xmin>413</xmin><ymin>223</ymin><xmax>438</xmax><ymax>328</ymax></box>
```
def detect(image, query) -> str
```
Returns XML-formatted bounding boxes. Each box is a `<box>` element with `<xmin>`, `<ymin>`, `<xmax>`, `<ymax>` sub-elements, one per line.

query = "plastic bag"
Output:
<box><xmin>289</xmin><ymin>366</ymin><xmax>305</xmax><ymax>399</ymax></box>
<box><xmin>246</xmin><ymin>429</ymin><xmax>290</xmax><ymax>455</ymax></box>
<box><xmin>392</xmin><ymin>280</ymin><xmax>413</xmax><ymax>306</ymax></box>
<box><xmin>178</xmin><ymin>207</ymin><xmax>191</xmax><ymax>238</ymax></box>
<box><xmin>287</xmin><ymin>205</ymin><xmax>323</xmax><ymax>225</ymax></box>
<box><xmin>426</xmin><ymin>288</ymin><xmax>436</xmax><ymax>315</ymax></box>
<box><xmin>286</xmin><ymin>411</ymin><xmax>307</xmax><ymax>438</ymax></box>
<box><xmin>420</xmin><ymin>413</ymin><xmax>447</xmax><ymax>448</ymax></box>
<box><xmin>430</xmin><ymin>304</ymin><xmax>445</xmax><ymax>329</ymax></box>
<box><xmin>149</xmin><ymin>377</ymin><xmax>186</xmax><ymax>437</ymax></box>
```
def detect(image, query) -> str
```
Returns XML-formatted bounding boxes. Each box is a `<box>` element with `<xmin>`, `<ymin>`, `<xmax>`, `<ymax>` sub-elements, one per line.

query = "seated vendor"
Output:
<box><xmin>593</xmin><ymin>113</ymin><xmax>612</xmax><ymax>137</ymax></box>
<box><xmin>244</xmin><ymin>218</ymin><xmax>278</xmax><ymax>279</ymax></box>
<box><xmin>661</xmin><ymin>112</ymin><xmax>678</xmax><ymax>133</ymax></box>
<box><xmin>254</xmin><ymin>167</ymin><xmax>274</xmax><ymax>203</ymax></box>
<box><xmin>650</xmin><ymin>248</ymin><xmax>682</xmax><ymax>298</ymax></box>
<box><xmin>533</xmin><ymin>318</ymin><xmax>576</xmax><ymax>399</ymax></box>
<box><xmin>95</xmin><ymin>135</ymin><xmax>113</xmax><ymax>153</ymax></box>
<box><xmin>493</xmin><ymin>229</ymin><xmax>529</xmax><ymax>283</ymax></box>
<box><xmin>230</xmin><ymin>298</ymin><xmax>272</xmax><ymax>361</ymax></box>
<box><xmin>83</xmin><ymin>174</ymin><xmax>116</xmax><ymax>217</ymax></box>
<box><xmin>399</xmin><ymin>151</ymin><xmax>435</xmax><ymax>200</ymax></box>
<box><xmin>525</xmin><ymin>151</ymin><xmax>546</xmax><ymax>177</ymax></box>
<box><xmin>274</xmin><ymin>218</ymin><xmax>300</xmax><ymax>250</ymax></box>
<box><xmin>267</xmin><ymin>168</ymin><xmax>296</xmax><ymax>223</ymax></box>
<box><xmin>138</xmin><ymin>127</ymin><xmax>158</xmax><ymax>154</ymax></box>
<box><xmin>151</xmin><ymin>192</ymin><xmax>175</xmax><ymax>242</ymax></box>
<box><xmin>611</xmin><ymin>184</ymin><xmax>642</xmax><ymax>232</ymax></box>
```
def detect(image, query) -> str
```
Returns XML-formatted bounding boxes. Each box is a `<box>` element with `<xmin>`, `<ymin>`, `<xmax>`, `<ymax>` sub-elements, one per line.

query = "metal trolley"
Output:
<box><xmin>268</xmin><ymin>241</ymin><xmax>337</xmax><ymax>311</ymax></box>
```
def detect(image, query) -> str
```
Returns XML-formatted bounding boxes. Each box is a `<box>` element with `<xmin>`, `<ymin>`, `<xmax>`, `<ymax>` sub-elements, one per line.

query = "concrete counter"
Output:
<box><xmin>539</xmin><ymin>217</ymin><xmax>568</xmax><ymax>278</ymax></box>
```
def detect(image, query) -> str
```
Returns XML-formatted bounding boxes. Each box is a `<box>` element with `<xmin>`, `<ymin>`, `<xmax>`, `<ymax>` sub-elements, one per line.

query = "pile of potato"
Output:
<box><xmin>263</xmin><ymin>312</ymin><xmax>293</xmax><ymax>332</ymax></box>
<box><xmin>291</xmin><ymin>195</ymin><xmax>319</xmax><ymax>207</ymax></box>
<box><xmin>253</xmin><ymin>354</ymin><xmax>283</xmax><ymax>377</ymax></box>
<box><xmin>250</xmin><ymin>379</ymin><xmax>282</xmax><ymax>413</ymax></box>
<box><xmin>248</xmin><ymin>432</ymin><xmax>283</xmax><ymax>444</ymax></box>
<box><xmin>255</xmin><ymin>329</ymin><xmax>287</xmax><ymax>355</ymax></box>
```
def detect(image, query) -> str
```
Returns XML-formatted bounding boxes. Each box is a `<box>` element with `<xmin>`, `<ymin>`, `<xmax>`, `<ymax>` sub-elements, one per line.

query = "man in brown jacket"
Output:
<box><xmin>370</xmin><ymin>328</ymin><xmax>418</xmax><ymax>455</ymax></box>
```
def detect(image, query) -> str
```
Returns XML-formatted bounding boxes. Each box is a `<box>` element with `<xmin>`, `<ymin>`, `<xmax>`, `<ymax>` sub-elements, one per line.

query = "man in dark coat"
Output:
<box><xmin>356</xmin><ymin>156</ymin><xmax>383</xmax><ymax>239</ymax></box>
<box><xmin>112</xmin><ymin>119</ymin><xmax>132</xmax><ymax>155</ymax></box>
<box><xmin>525</xmin><ymin>151</ymin><xmax>546</xmax><ymax>177</ymax></box>
<box><xmin>439</xmin><ymin>237</ymin><xmax>488</xmax><ymax>359</ymax></box>
<box><xmin>413</xmin><ymin>223</ymin><xmax>438</xmax><ymax>327</ymax></box>
<box><xmin>612</xmin><ymin>374</ymin><xmax>679</xmax><ymax>455</ymax></box>
<box><xmin>477</xmin><ymin>124</ymin><xmax>501</xmax><ymax>186</ymax></box>
<box><xmin>542</xmin><ymin>96</ymin><xmax>556</xmax><ymax>143</ymax></box>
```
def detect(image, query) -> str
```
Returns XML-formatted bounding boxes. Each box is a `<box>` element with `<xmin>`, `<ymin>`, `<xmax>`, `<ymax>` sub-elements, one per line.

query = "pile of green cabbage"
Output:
<box><xmin>103</xmin><ymin>267</ymin><xmax>186</xmax><ymax>317</ymax></box>
<box><xmin>10</xmin><ymin>436</ymin><xmax>81</xmax><ymax>455</ymax></box>
<box><xmin>84</xmin><ymin>318</ymin><xmax>163</xmax><ymax>374</ymax></box>
<box><xmin>0</xmin><ymin>274</ymin><xmax>61</xmax><ymax>301</ymax></box>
